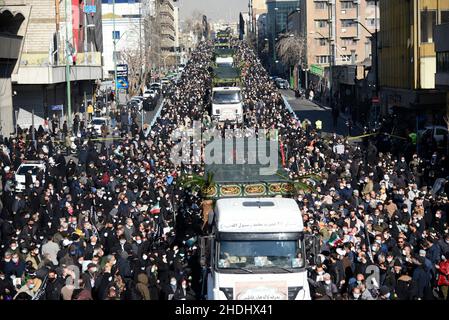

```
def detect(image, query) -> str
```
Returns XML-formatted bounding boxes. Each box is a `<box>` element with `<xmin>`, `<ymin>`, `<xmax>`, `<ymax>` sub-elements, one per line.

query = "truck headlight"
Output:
<box><xmin>219</xmin><ymin>287</ymin><xmax>233</xmax><ymax>300</ymax></box>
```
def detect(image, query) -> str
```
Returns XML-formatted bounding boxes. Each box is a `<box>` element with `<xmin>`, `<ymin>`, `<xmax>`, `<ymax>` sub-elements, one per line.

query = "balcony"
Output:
<box><xmin>12</xmin><ymin>52</ymin><xmax>102</xmax><ymax>85</ymax></box>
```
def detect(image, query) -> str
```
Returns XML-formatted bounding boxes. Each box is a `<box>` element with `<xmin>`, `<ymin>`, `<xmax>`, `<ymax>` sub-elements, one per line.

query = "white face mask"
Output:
<box><xmin>136</xmin><ymin>240</ymin><xmax>142</xmax><ymax>244</ymax></box>
<box><xmin>142</xmin><ymin>254</ymin><xmax>148</xmax><ymax>260</ymax></box>
<box><xmin>182</xmin><ymin>284</ymin><xmax>187</xmax><ymax>289</ymax></box>
<box><xmin>325</xmin><ymin>280</ymin><xmax>331</xmax><ymax>285</ymax></box>
<box><xmin>170</xmin><ymin>280</ymin><xmax>177</xmax><ymax>286</ymax></box>
<box><xmin>353</xmin><ymin>293</ymin><xmax>360</xmax><ymax>299</ymax></box>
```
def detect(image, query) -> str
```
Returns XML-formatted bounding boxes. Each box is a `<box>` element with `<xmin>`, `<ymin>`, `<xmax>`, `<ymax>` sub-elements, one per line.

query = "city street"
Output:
<box><xmin>0</xmin><ymin>0</ymin><xmax>448</xmax><ymax>306</ymax></box>
<box><xmin>281</xmin><ymin>89</ymin><xmax>363</xmax><ymax>137</ymax></box>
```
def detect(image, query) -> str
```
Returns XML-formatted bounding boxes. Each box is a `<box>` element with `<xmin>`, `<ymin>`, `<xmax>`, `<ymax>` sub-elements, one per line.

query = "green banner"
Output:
<box><xmin>310</xmin><ymin>64</ymin><xmax>324</xmax><ymax>77</ymax></box>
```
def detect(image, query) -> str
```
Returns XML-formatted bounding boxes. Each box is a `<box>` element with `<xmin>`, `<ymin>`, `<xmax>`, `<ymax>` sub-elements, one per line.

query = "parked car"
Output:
<box><xmin>89</xmin><ymin>117</ymin><xmax>109</xmax><ymax>135</ymax></box>
<box><xmin>143</xmin><ymin>90</ymin><xmax>157</xmax><ymax>100</ymax></box>
<box><xmin>149</xmin><ymin>83</ymin><xmax>162</xmax><ymax>94</ymax></box>
<box><xmin>418</xmin><ymin>125</ymin><xmax>448</xmax><ymax>144</ymax></box>
<box><xmin>275</xmin><ymin>78</ymin><xmax>290</xmax><ymax>89</ymax></box>
<box><xmin>15</xmin><ymin>160</ymin><xmax>46</xmax><ymax>192</ymax></box>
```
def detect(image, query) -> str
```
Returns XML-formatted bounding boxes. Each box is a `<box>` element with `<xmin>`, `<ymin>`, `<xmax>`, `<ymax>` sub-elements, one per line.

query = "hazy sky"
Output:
<box><xmin>178</xmin><ymin>0</ymin><xmax>248</xmax><ymax>23</ymax></box>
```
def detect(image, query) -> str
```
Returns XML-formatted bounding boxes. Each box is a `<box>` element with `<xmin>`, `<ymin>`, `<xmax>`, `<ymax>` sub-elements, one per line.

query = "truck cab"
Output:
<box><xmin>211</xmin><ymin>87</ymin><xmax>243</xmax><ymax>123</ymax></box>
<box><xmin>201</xmin><ymin>197</ymin><xmax>317</xmax><ymax>300</ymax></box>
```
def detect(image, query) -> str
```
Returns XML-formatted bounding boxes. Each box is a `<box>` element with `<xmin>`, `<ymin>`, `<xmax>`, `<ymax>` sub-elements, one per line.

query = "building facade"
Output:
<box><xmin>3</xmin><ymin>0</ymin><xmax>103</xmax><ymax>134</ymax></box>
<box><xmin>266</xmin><ymin>0</ymin><xmax>300</xmax><ymax>73</ymax></box>
<box><xmin>101</xmin><ymin>0</ymin><xmax>145</xmax><ymax>78</ymax></box>
<box><xmin>297</xmin><ymin>0</ymin><xmax>379</xmax><ymax>87</ymax></box>
<box><xmin>379</xmin><ymin>0</ymin><xmax>449</xmax><ymax>128</ymax></box>
<box><xmin>160</xmin><ymin>0</ymin><xmax>176</xmax><ymax>68</ymax></box>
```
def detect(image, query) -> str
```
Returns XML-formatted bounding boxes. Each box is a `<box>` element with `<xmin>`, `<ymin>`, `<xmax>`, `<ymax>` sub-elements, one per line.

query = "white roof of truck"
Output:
<box><xmin>212</xmin><ymin>86</ymin><xmax>241</xmax><ymax>92</ymax></box>
<box><xmin>216</xmin><ymin>57</ymin><xmax>233</xmax><ymax>64</ymax></box>
<box><xmin>215</xmin><ymin>197</ymin><xmax>304</xmax><ymax>233</ymax></box>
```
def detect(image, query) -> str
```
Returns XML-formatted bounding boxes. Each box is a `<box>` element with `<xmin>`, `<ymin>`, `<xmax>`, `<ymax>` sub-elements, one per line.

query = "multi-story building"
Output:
<box><xmin>298</xmin><ymin>0</ymin><xmax>379</xmax><ymax>93</ymax></box>
<box><xmin>266</xmin><ymin>0</ymin><xmax>300</xmax><ymax>74</ymax></box>
<box><xmin>160</xmin><ymin>0</ymin><xmax>176</xmax><ymax>68</ymax></box>
<box><xmin>435</xmin><ymin>22</ymin><xmax>449</xmax><ymax>130</ymax></box>
<box><xmin>379</xmin><ymin>0</ymin><xmax>449</xmax><ymax>127</ymax></box>
<box><xmin>101</xmin><ymin>0</ymin><xmax>145</xmax><ymax>78</ymax></box>
<box><xmin>435</xmin><ymin>23</ymin><xmax>449</xmax><ymax>92</ymax></box>
<box><xmin>2</xmin><ymin>0</ymin><xmax>103</xmax><ymax>134</ymax></box>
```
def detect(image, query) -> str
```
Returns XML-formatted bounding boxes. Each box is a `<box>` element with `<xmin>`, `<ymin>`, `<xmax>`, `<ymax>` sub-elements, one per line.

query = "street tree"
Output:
<box><xmin>275</xmin><ymin>33</ymin><xmax>307</xmax><ymax>69</ymax></box>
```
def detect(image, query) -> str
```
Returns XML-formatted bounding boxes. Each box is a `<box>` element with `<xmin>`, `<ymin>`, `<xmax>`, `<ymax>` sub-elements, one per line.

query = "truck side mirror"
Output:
<box><xmin>199</xmin><ymin>235</ymin><xmax>214</xmax><ymax>267</ymax></box>
<box><xmin>304</xmin><ymin>234</ymin><xmax>320</xmax><ymax>267</ymax></box>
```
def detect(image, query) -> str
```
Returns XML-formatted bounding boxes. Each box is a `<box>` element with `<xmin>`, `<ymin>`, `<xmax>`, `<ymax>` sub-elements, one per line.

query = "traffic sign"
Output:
<box><xmin>84</xmin><ymin>5</ymin><xmax>96</xmax><ymax>14</ymax></box>
<box><xmin>372</xmin><ymin>97</ymin><xmax>380</xmax><ymax>104</ymax></box>
<box><xmin>51</xmin><ymin>104</ymin><xmax>64</xmax><ymax>111</ymax></box>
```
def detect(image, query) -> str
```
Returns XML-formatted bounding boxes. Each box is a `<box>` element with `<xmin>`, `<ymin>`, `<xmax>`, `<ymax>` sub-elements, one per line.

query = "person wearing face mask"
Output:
<box><xmin>351</xmin><ymin>287</ymin><xmax>362</xmax><ymax>300</ymax></box>
<box><xmin>163</xmin><ymin>276</ymin><xmax>178</xmax><ymax>300</ymax></box>
<box><xmin>45</xmin><ymin>269</ymin><xmax>64</xmax><ymax>301</ymax></box>
<box><xmin>378</xmin><ymin>285</ymin><xmax>393</xmax><ymax>300</ymax></box>
<box><xmin>81</xmin><ymin>263</ymin><xmax>98</xmax><ymax>294</ymax></box>
<box><xmin>3</xmin><ymin>253</ymin><xmax>26</xmax><ymax>278</ymax></box>
<box><xmin>174</xmin><ymin>279</ymin><xmax>196</xmax><ymax>300</ymax></box>
<box><xmin>13</xmin><ymin>278</ymin><xmax>39</xmax><ymax>300</ymax></box>
<box><xmin>0</xmin><ymin>270</ymin><xmax>16</xmax><ymax>300</ymax></box>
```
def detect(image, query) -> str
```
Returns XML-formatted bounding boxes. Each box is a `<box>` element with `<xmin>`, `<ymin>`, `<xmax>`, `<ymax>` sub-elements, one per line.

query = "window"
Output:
<box><xmin>342</xmin><ymin>37</ymin><xmax>356</xmax><ymax>46</ymax></box>
<box><xmin>437</xmin><ymin>51</ymin><xmax>449</xmax><ymax>73</ymax></box>
<box><xmin>367</xmin><ymin>0</ymin><xmax>377</xmax><ymax>7</ymax></box>
<box><xmin>341</xmin><ymin>2</ymin><xmax>355</xmax><ymax>9</ymax></box>
<box><xmin>421</xmin><ymin>10</ymin><xmax>436</xmax><ymax>43</ymax></box>
<box><xmin>315</xmin><ymin>55</ymin><xmax>330</xmax><ymax>64</ymax></box>
<box><xmin>113</xmin><ymin>51</ymin><xmax>121</xmax><ymax>61</ymax></box>
<box><xmin>316</xmin><ymin>20</ymin><xmax>328</xmax><ymax>28</ymax></box>
<box><xmin>217</xmin><ymin>240</ymin><xmax>304</xmax><ymax>270</ymax></box>
<box><xmin>315</xmin><ymin>2</ymin><xmax>326</xmax><ymax>9</ymax></box>
<box><xmin>366</xmin><ymin>18</ymin><xmax>379</xmax><ymax>28</ymax></box>
<box><xmin>317</xmin><ymin>38</ymin><xmax>327</xmax><ymax>46</ymax></box>
<box><xmin>112</xmin><ymin>30</ymin><xmax>120</xmax><ymax>40</ymax></box>
<box><xmin>442</xmin><ymin>10</ymin><xmax>449</xmax><ymax>24</ymax></box>
<box><xmin>436</xmin><ymin>128</ymin><xmax>447</xmax><ymax>136</ymax></box>
<box><xmin>341</xmin><ymin>19</ymin><xmax>355</xmax><ymax>27</ymax></box>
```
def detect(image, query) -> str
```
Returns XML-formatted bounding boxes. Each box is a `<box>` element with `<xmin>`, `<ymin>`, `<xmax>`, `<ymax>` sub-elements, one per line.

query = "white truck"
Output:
<box><xmin>200</xmin><ymin>197</ymin><xmax>317</xmax><ymax>300</ymax></box>
<box><xmin>211</xmin><ymin>87</ymin><xmax>243</xmax><ymax>123</ymax></box>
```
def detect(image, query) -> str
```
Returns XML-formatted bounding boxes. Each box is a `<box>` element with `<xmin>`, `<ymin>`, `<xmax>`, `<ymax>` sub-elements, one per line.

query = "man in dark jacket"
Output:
<box><xmin>45</xmin><ymin>269</ymin><xmax>64</xmax><ymax>300</ymax></box>
<box><xmin>411</xmin><ymin>256</ymin><xmax>432</xmax><ymax>300</ymax></box>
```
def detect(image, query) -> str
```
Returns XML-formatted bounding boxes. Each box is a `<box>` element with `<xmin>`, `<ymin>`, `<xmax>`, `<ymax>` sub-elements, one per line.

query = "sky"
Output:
<box><xmin>177</xmin><ymin>0</ymin><xmax>248</xmax><ymax>23</ymax></box>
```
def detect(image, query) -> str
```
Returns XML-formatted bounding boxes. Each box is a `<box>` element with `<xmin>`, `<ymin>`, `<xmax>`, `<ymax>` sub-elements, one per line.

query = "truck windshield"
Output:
<box><xmin>217</xmin><ymin>240</ymin><xmax>304</xmax><ymax>270</ymax></box>
<box><xmin>213</xmin><ymin>91</ymin><xmax>242</xmax><ymax>104</ymax></box>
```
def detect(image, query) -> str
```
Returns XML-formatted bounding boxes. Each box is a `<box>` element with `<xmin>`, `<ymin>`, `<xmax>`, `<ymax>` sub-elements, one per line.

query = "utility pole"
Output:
<box><xmin>65</xmin><ymin>0</ymin><xmax>72</xmax><ymax>131</ymax></box>
<box><xmin>328</xmin><ymin>1</ymin><xmax>334</xmax><ymax>109</ymax></box>
<box><xmin>113</xmin><ymin>0</ymin><xmax>118</xmax><ymax>107</ymax></box>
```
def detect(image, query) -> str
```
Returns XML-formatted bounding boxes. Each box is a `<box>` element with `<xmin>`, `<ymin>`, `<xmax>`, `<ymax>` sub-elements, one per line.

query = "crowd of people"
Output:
<box><xmin>0</xmin><ymin>39</ymin><xmax>448</xmax><ymax>301</ymax></box>
<box><xmin>0</xmin><ymin>42</ymin><xmax>214</xmax><ymax>300</ymax></box>
<box><xmin>234</xmin><ymin>41</ymin><xmax>449</xmax><ymax>300</ymax></box>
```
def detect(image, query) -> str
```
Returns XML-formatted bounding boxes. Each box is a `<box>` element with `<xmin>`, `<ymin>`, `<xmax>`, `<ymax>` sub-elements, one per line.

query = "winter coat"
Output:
<box><xmin>136</xmin><ymin>273</ymin><xmax>151</xmax><ymax>300</ymax></box>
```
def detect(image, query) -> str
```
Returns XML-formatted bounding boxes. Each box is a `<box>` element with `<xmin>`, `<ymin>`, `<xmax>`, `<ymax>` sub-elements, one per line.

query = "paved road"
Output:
<box><xmin>281</xmin><ymin>89</ymin><xmax>363</xmax><ymax>137</ymax></box>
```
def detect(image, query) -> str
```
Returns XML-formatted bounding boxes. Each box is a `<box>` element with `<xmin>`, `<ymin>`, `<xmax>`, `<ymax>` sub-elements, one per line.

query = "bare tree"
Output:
<box><xmin>275</xmin><ymin>33</ymin><xmax>306</xmax><ymax>68</ymax></box>
<box><xmin>121</xmin><ymin>48</ymin><xmax>143</xmax><ymax>97</ymax></box>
